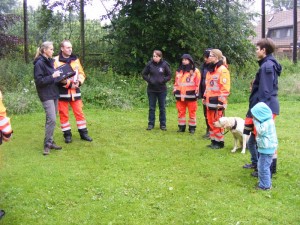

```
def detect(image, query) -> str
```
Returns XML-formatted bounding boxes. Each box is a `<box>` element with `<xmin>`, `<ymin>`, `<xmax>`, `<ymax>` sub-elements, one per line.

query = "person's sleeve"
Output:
<box><xmin>34</xmin><ymin>63</ymin><xmax>54</xmax><ymax>88</ymax></box>
<box><xmin>257</xmin><ymin>64</ymin><xmax>274</xmax><ymax>103</ymax></box>
<box><xmin>218</xmin><ymin>67</ymin><xmax>230</xmax><ymax>105</ymax></box>
<box><xmin>142</xmin><ymin>64</ymin><xmax>150</xmax><ymax>82</ymax></box>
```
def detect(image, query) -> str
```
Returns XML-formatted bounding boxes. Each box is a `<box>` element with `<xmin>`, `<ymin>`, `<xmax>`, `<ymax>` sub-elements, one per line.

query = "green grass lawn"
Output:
<box><xmin>0</xmin><ymin>101</ymin><xmax>299</xmax><ymax>225</ymax></box>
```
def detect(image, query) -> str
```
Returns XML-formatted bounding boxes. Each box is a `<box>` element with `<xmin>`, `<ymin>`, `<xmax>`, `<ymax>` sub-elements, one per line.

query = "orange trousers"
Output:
<box><xmin>176</xmin><ymin>101</ymin><xmax>198</xmax><ymax>126</ymax></box>
<box><xmin>207</xmin><ymin>108</ymin><xmax>225</xmax><ymax>142</ymax></box>
<box><xmin>58</xmin><ymin>100</ymin><xmax>86</xmax><ymax>131</ymax></box>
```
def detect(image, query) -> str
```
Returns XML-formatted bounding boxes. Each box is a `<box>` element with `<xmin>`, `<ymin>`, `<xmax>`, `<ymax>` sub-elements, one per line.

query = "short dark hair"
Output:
<box><xmin>153</xmin><ymin>50</ymin><xmax>162</xmax><ymax>58</ymax></box>
<box><xmin>256</xmin><ymin>38</ymin><xmax>275</xmax><ymax>55</ymax></box>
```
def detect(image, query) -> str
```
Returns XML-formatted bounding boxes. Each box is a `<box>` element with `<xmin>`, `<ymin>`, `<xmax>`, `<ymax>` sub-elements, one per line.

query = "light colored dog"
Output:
<box><xmin>213</xmin><ymin>117</ymin><xmax>249</xmax><ymax>154</ymax></box>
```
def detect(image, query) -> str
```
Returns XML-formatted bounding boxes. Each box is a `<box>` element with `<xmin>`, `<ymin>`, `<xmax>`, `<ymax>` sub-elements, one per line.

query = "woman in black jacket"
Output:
<box><xmin>142</xmin><ymin>50</ymin><xmax>171</xmax><ymax>131</ymax></box>
<box><xmin>33</xmin><ymin>41</ymin><xmax>62</xmax><ymax>155</ymax></box>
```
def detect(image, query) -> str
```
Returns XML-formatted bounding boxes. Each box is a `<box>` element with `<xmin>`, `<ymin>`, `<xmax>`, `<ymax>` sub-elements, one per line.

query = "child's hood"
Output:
<box><xmin>251</xmin><ymin>102</ymin><xmax>272</xmax><ymax>122</ymax></box>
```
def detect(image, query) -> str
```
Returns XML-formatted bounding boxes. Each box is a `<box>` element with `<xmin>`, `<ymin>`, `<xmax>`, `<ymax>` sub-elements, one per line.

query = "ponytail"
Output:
<box><xmin>34</xmin><ymin>41</ymin><xmax>53</xmax><ymax>60</ymax></box>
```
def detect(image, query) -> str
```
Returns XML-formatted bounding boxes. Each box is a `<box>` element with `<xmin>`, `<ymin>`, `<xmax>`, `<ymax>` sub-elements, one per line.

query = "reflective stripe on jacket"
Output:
<box><xmin>204</xmin><ymin>65</ymin><xmax>230</xmax><ymax>108</ymax></box>
<box><xmin>54</xmin><ymin>56</ymin><xmax>86</xmax><ymax>101</ymax></box>
<box><xmin>174</xmin><ymin>68</ymin><xmax>201</xmax><ymax>101</ymax></box>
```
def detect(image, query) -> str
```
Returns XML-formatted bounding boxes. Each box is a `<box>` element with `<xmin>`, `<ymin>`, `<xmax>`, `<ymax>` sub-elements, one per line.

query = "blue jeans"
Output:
<box><xmin>147</xmin><ymin>91</ymin><xmax>167</xmax><ymax>127</ymax></box>
<box><xmin>248</xmin><ymin>133</ymin><xmax>259</xmax><ymax>165</ymax></box>
<box><xmin>258</xmin><ymin>153</ymin><xmax>273</xmax><ymax>189</ymax></box>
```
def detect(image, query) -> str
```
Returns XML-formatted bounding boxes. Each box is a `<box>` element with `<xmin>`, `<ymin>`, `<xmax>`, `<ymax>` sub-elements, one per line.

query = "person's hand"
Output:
<box><xmin>72</xmin><ymin>81</ymin><xmax>80</xmax><ymax>89</ymax></box>
<box><xmin>52</xmin><ymin>71</ymin><xmax>61</xmax><ymax>78</ymax></box>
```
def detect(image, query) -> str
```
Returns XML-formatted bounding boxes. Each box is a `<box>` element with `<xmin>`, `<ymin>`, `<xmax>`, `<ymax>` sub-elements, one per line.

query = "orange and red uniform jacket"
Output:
<box><xmin>204</xmin><ymin>64</ymin><xmax>230</xmax><ymax>108</ymax></box>
<box><xmin>53</xmin><ymin>56</ymin><xmax>86</xmax><ymax>102</ymax></box>
<box><xmin>173</xmin><ymin>68</ymin><xmax>201</xmax><ymax>101</ymax></box>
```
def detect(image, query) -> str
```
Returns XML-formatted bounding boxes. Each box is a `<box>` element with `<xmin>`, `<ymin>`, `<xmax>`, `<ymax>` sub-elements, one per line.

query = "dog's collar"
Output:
<box><xmin>232</xmin><ymin>119</ymin><xmax>237</xmax><ymax>130</ymax></box>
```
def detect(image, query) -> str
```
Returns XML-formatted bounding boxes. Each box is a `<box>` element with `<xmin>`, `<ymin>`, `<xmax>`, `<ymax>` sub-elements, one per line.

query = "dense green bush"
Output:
<box><xmin>1</xmin><ymin>58</ymin><xmax>299</xmax><ymax>115</ymax></box>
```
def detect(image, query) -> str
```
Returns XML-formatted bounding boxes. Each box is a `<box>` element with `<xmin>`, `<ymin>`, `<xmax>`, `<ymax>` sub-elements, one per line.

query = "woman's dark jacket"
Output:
<box><xmin>33</xmin><ymin>54</ymin><xmax>59</xmax><ymax>102</ymax></box>
<box><xmin>246</xmin><ymin>54</ymin><xmax>282</xmax><ymax>117</ymax></box>
<box><xmin>142</xmin><ymin>59</ymin><xmax>171</xmax><ymax>92</ymax></box>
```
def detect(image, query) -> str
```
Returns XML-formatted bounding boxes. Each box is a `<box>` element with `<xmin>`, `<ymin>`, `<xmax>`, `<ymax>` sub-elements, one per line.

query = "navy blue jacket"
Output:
<box><xmin>246</xmin><ymin>54</ymin><xmax>282</xmax><ymax>117</ymax></box>
<box><xmin>142</xmin><ymin>60</ymin><xmax>171</xmax><ymax>92</ymax></box>
<box><xmin>33</xmin><ymin>55</ymin><xmax>59</xmax><ymax>102</ymax></box>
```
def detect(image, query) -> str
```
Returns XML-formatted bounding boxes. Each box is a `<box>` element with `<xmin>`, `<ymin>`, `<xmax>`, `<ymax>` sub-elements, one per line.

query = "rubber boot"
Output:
<box><xmin>207</xmin><ymin>140</ymin><xmax>216</xmax><ymax>148</ymax></box>
<box><xmin>63</xmin><ymin>130</ymin><xmax>72</xmax><ymax>144</ymax></box>
<box><xmin>211</xmin><ymin>141</ymin><xmax>224</xmax><ymax>149</ymax></box>
<box><xmin>177</xmin><ymin>125</ymin><xmax>186</xmax><ymax>132</ymax></box>
<box><xmin>189</xmin><ymin>125</ymin><xmax>196</xmax><ymax>134</ymax></box>
<box><xmin>78</xmin><ymin>128</ymin><xmax>93</xmax><ymax>142</ymax></box>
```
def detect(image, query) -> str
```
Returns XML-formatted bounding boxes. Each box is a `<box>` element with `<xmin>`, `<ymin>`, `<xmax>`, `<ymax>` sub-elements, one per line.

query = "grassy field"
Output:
<box><xmin>0</xmin><ymin>101</ymin><xmax>299</xmax><ymax>225</ymax></box>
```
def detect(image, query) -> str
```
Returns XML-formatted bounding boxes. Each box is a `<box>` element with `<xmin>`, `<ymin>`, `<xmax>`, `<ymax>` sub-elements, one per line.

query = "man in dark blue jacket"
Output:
<box><xmin>243</xmin><ymin>38</ymin><xmax>282</xmax><ymax>177</ymax></box>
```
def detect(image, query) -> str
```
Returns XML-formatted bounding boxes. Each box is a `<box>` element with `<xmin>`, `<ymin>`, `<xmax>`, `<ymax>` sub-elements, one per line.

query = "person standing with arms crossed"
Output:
<box><xmin>204</xmin><ymin>49</ymin><xmax>230</xmax><ymax>149</ymax></box>
<box><xmin>33</xmin><ymin>41</ymin><xmax>62</xmax><ymax>155</ymax></box>
<box><xmin>54</xmin><ymin>40</ymin><xmax>92</xmax><ymax>143</ymax></box>
<box><xmin>142</xmin><ymin>50</ymin><xmax>171</xmax><ymax>131</ymax></box>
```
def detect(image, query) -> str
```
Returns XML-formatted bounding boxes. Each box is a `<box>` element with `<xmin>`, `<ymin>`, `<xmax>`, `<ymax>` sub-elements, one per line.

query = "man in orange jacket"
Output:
<box><xmin>204</xmin><ymin>49</ymin><xmax>230</xmax><ymax>149</ymax></box>
<box><xmin>173</xmin><ymin>54</ymin><xmax>201</xmax><ymax>134</ymax></box>
<box><xmin>54</xmin><ymin>40</ymin><xmax>92</xmax><ymax>143</ymax></box>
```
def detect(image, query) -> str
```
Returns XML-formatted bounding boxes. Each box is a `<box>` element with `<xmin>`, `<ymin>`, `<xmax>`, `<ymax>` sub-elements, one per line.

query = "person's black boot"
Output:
<box><xmin>189</xmin><ymin>125</ymin><xmax>196</xmax><ymax>134</ymax></box>
<box><xmin>63</xmin><ymin>130</ymin><xmax>72</xmax><ymax>143</ymax></box>
<box><xmin>78</xmin><ymin>128</ymin><xmax>93</xmax><ymax>142</ymax></box>
<box><xmin>207</xmin><ymin>140</ymin><xmax>216</xmax><ymax>148</ymax></box>
<box><xmin>177</xmin><ymin>125</ymin><xmax>186</xmax><ymax>132</ymax></box>
<box><xmin>211</xmin><ymin>141</ymin><xmax>224</xmax><ymax>149</ymax></box>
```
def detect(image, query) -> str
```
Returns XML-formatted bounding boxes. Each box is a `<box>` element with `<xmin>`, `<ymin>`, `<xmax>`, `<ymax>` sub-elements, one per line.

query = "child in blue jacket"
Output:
<box><xmin>251</xmin><ymin>102</ymin><xmax>278</xmax><ymax>190</ymax></box>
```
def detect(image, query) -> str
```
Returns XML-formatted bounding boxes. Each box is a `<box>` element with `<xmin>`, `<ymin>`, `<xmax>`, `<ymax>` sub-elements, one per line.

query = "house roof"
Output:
<box><xmin>251</xmin><ymin>9</ymin><xmax>300</xmax><ymax>46</ymax></box>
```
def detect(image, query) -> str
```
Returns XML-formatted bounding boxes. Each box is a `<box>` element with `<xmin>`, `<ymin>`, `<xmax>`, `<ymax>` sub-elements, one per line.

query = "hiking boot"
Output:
<box><xmin>243</xmin><ymin>163</ymin><xmax>257</xmax><ymax>169</ymax></box>
<box><xmin>43</xmin><ymin>145</ymin><xmax>50</xmax><ymax>155</ymax></box>
<box><xmin>78</xmin><ymin>128</ymin><xmax>93</xmax><ymax>142</ymax></box>
<box><xmin>188</xmin><ymin>125</ymin><xmax>196</xmax><ymax>134</ymax></box>
<box><xmin>211</xmin><ymin>141</ymin><xmax>224</xmax><ymax>149</ymax></box>
<box><xmin>146</xmin><ymin>125</ymin><xmax>154</xmax><ymax>130</ymax></box>
<box><xmin>177</xmin><ymin>125</ymin><xmax>186</xmax><ymax>132</ymax></box>
<box><xmin>160</xmin><ymin>126</ymin><xmax>167</xmax><ymax>131</ymax></box>
<box><xmin>63</xmin><ymin>130</ymin><xmax>72</xmax><ymax>144</ymax></box>
<box><xmin>49</xmin><ymin>142</ymin><xmax>62</xmax><ymax>150</ymax></box>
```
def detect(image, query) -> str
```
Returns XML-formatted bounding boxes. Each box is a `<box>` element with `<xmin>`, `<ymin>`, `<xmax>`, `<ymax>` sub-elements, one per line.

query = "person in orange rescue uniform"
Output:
<box><xmin>204</xmin><ymin>49</ymin><xmax>230</xmax><ymax>149</ymax></box>
<box><xmin>54</xmin><ymin>40</ymin><xmax>92</xmax><ymax>143</ymax></box>
<box><xmin>0</xmin><ymin>90</ymin><xmax>13</xmax><ymax>221</ymax></box>
<box><xmin>173</xmin><ymin>54</ymin><xmax>201</xmax><ymax>134</ymax></box>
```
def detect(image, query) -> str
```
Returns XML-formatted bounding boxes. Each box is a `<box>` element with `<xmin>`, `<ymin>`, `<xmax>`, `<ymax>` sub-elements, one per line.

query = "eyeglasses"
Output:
<box><xmin>153</xmin><ymin>55</ymin><xmax>160</xmax><ymax>58</ymax></box>
<box><xmin>209</xmin><ymin>55</ymin><xmax>216</xmax><ymax>58</ymax></box>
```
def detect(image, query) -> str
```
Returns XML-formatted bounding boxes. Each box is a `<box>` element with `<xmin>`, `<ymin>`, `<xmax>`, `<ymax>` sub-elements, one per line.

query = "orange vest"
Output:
<box><xmin>174</xmin><ymin>68</ymin><xmax>201</xmax><ymax>101</ymax></box>
<box><xmin>53</xmin><ymin>56</ymin><xmax>86</xmax><ymax>101</ymax></box>
<box><xmin>0</xmin><ymin>91</ymin><xmax>12</xmax><ymax>140</ymax></box>
<box><xmin>204</xmin><ymin>65</ymin><xmax>230</xmax><ymax>108</ymax></box>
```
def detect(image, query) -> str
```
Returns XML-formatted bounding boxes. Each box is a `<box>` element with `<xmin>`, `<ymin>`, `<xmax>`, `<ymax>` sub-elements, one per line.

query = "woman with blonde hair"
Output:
<box><xmin>33</xmin><ymin>41</ymin><xmax>62</xmax><ymax>155</ymax></box>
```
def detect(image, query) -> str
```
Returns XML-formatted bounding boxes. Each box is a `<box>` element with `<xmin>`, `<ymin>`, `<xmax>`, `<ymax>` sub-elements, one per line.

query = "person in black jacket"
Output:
<box><xmin>142</xmin><ymin>50</ymin><xmax>171</xmax><ymax>131</ymax></box>
<box><xmin>242</xmin><ymin>38</ymin><xmax>282</xmax><ymax>177</ymax></box>
<box><xmin>33</xmin><ymin>41</ymin><xmax>62</xmax><ymax>155</ymax></box>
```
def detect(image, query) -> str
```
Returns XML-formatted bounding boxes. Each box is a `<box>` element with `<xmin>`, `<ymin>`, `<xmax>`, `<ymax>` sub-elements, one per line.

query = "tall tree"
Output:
<box><xmin>23</xmin><ymin>0</ymin><xmax>29</xmax><ymax>63</ymax></box>
<box><xmin>105</xmin><ymin>0</ymin><xmax>256</xmax><ymax>74</ymax></box>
